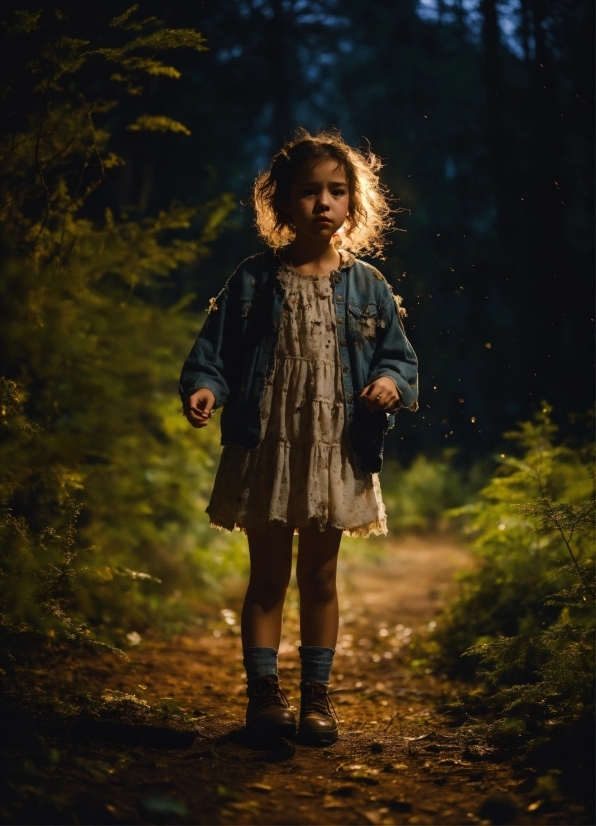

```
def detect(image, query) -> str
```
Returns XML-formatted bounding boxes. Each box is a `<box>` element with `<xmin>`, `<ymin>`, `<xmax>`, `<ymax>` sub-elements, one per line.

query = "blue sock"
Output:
<box><xmin>299</xmin><ymin>646</ymin><xmax>335</xmax><ymax>684</ymax></box>
<box><xmin>243</xmin><ymin>646</ymin><xmax>278</xmax><ymax>683</ymax></box>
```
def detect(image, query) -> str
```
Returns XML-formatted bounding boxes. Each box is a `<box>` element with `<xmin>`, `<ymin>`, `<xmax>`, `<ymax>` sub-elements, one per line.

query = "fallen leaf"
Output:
<box><xmin>343</xmin><ymin>764</ymin><xmax>380</xmax><ymax>784</ymax></box>
<box><xmin>527</xmin><ymin>800</ymin><xmax>543</xmax><ymax>812</ymax></box>
<box><xmin>249</xmin><ymin>782</ymin><xmax>272</xmax><ymax>793</ymax></box>
<box><xmin>229</xmin><ymin>801</ymin><xmax>261</xmax><ymax>812</ymax></box>
<box><xmin>346</xmin><ymin>769</ymin><xmax>380</xmax><ymax>785</ymax></box>
<box><xmin>360</xmin><ymin>810</ymin><xmax>382</xmax><ymax>825</ymax></box>
<box><xmin>323</xmin><ymin>795</ymin><xmax>344</xmax><ymax>809</ymax></box>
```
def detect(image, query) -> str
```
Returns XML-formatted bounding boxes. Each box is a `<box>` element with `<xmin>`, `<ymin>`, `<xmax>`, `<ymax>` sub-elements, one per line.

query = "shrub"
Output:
<box><xmin>381</xmin><ymin>451</ymin><xmax>487</xmax><ymax>533</ymax></box>
<box><xmin>0</xmin><ymin>6</ymin><xmax>243</xmax><ymax>654</ymax></box>
<box><xmin>432</xmin><ymin>405</ymin><xmax>594</xmax><ymax>776</ymax></box>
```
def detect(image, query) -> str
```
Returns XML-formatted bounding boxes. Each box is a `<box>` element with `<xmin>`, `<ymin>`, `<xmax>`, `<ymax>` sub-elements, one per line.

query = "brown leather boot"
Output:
<box><xmin>298</xmin><ymin>680</ymin><xmax>338</xmax><ymax>745</ymax></box>
<box><xmin>245</xmin><ymin>674</ymin><xmax>296</xmax><ymax>738</ymax></box>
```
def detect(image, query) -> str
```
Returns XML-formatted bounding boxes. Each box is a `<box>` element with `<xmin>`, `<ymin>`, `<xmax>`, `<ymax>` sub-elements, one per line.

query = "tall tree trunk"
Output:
<box><xmin>452</xmin><ymin>0</ymin><xmax>468</xmax><ymax>46</ymax></box>
<box><xmin>269</xmin><ymin>0</ymin><xmax>294</xmax><ymax>150</ymax></box>
<box><xmin>527</xmin><ymin>0</ymin><xmax>563</xmax><ymax>257</ymax></box>
<box><xmin>517</xmin><ymin>0</ymin><xmax>567</xmax><ymax>402</ymax></box>
<box><xmin>519</xmin><ymin>0</ymin><xmax>532</xmax><ymax>63</ymax></box>
<box><xmin>480</xmin><ymin>0</ymin><xmax>511</xmax><ymax>240</ymax></box>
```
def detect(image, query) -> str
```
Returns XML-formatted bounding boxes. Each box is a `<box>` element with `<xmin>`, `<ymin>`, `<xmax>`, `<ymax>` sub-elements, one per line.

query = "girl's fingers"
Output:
<box><xmin>365</xmin><ymin>397</ymin><xmax>384</xmax><ymax>411</ymax></box>
<box><xmin>186</xmin><ymin>408</ymin><xmax>210</xmax><ymax>428</ymax></box>
<box><xmin>360</xmin><ymin>382</ymin><xmax>398</xmax><ymax>411</ymax></box>
<box><xmin>183</xmin><ymin>389</ymin><xmax>216</xmax><ymax>429</ymax></box>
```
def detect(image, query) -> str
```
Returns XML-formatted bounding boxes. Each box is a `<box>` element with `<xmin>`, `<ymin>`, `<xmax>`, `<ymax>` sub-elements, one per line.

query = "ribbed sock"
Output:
<box><xmin>299</xmin><ymin>645</ymin><xmax>335</xmax><ymax>684</ymax></box>
<box><xmin>243</xmin><ymin>646</ymin><xmax>278</xmax><ymax>683</ymax></box>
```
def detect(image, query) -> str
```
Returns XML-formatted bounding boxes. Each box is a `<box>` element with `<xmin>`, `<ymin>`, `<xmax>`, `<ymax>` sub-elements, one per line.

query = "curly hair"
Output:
<box><xmin>253</xmin><ymin>128</ymin><xmax>395</xmax><ymax>258</ymax></box>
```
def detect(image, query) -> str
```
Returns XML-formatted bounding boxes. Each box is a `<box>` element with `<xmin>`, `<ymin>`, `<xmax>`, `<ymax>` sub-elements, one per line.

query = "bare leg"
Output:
<box><xmin>241</xmin><ymin>522</ymin><xmax>294</xmax><ymax>649</ymax></box>
<box><xmin>296</xmin><ymin>524</ymin><xmax>342</xmax><ymax>648</ymax></box>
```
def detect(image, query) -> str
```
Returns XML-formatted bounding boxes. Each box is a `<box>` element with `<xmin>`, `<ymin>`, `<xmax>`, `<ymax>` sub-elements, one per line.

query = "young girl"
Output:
<box><xmin>180</xmin><ymin>129</ymin><xmax>418</xmax><ymax>745</ymax></box>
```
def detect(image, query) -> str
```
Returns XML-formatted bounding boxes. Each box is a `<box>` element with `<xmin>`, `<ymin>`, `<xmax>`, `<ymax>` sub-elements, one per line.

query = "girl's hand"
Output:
<box><xmin>360</xmin><ymin>377</ymin><xmax>400</xmax><ymax>412</ymax></box>
<box><xmin>184</xmin><ymin>388</ymin><xmax>215</xmax><ymax>428</ymax></box>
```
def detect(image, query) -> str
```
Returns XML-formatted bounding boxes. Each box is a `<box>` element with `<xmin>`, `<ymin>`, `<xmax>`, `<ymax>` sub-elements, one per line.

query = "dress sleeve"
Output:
<box><xmin>368</xmin><ymin>284</ymin><xmax>419</xmax><ymax>412</ymax></box>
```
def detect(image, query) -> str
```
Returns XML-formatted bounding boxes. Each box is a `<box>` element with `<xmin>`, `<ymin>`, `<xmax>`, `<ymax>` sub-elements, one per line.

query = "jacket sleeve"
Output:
<box><xmin>368</xmin><ymin>286</ymin><xmax>419</xmax><ymax>412</ymax></box>
<box><xmin>178</xmin><ymin>276</ymin><xmax>235</xmax><ymax>408</ymax></box>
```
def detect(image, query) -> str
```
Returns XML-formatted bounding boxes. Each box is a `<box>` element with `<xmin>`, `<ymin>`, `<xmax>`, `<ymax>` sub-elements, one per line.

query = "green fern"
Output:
<box><xmin>433</xmin><ymin>406</ymin><xmax>594</xmax><ymax>770</ymax></box>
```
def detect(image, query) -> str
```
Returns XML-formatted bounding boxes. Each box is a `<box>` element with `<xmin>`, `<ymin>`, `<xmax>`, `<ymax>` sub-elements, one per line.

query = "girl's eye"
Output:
<box><xmin>333</xmin><ymin>189</ymin><xmax>347</xmax><ymax>196</ymax></box>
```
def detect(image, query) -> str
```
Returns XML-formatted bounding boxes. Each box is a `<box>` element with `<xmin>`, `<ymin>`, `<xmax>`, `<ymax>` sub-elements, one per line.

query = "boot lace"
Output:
<box><xmin>302</xmin><ymin>680</ymin><xmax>338</xmax><ymax>720</ymax></box>
<box><xmin>250</xmin><ymin>675</ymin><xmax>290</xmax><ymax>711</ymax></box>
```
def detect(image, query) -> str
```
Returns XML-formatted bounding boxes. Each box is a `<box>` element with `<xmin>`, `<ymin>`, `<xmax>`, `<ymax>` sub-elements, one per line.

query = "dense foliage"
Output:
<box><xmin>432</xmin><ymin>406</ymin><xmax>594</xmax><ymax>769</ymax></box>
<box><xmin>382</xmin><ymin>451</ymin><xmax>489</xmax><ymax>533</ymax></box>
<box><xmin>0</xmin><ymin>7</ymin><xmax>247</xmax><ymax>653</ymax></box>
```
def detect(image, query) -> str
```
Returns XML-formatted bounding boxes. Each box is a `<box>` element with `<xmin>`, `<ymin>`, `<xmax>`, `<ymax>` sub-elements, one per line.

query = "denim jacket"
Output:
<box><xmin>179</xmin><ymin>250</ymin><xmax>418</xmax><ymax>474</ymax></box>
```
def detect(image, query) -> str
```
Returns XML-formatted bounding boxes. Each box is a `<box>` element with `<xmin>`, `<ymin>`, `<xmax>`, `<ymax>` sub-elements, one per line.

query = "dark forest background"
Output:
<box><xmin>3</xmin><ymin>1</ymin><xmax>593</xmax><ymax>458</ymax></box>
<box><xmin>94</xmin><ymin>0</ymin><xmax>594</xmax><ymax>457</ymax></box>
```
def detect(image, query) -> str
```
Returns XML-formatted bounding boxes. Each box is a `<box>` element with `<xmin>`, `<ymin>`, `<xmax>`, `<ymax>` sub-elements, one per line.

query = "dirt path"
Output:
<box><xmin>2</xmin><ymin>535</ymin><xmax>588</xmax><ymax>825</ymax></box>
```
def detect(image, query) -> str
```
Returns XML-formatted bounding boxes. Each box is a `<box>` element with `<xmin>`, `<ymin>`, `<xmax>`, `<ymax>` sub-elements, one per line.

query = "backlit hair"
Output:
<box><xmin>253</xmin><ymin>128</ymin><xmax>395</xmax><ymax>258</ymax></box>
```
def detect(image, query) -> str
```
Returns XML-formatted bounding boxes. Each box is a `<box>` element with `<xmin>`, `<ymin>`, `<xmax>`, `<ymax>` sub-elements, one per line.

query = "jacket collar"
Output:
<box><xmin>271</xmin><ymin>247</ymin><xmax>356</xmax><ymax>275</ymax></box>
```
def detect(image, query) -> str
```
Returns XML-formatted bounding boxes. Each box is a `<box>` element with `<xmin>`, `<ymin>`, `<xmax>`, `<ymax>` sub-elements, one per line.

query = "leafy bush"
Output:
<box><xmin>381</xmin><ymin>451</ymin><xmax>487</xmax><ymax>533</ymax></box>
<box><xmin>0</xmin><ymin>6</ymin><xmax>245</xmax><ymax>654</ymax></box>
<box><xmin>432</xmin><ymin>405</ymin><xmax>594</xmax><ymax>768</ymax></box>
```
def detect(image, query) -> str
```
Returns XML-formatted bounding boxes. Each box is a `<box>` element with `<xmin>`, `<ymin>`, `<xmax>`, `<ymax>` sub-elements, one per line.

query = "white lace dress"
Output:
<box><xmin>207</xmin><ymin>263</ymin><xmax>387</xmax><ymax>537</ymax></box>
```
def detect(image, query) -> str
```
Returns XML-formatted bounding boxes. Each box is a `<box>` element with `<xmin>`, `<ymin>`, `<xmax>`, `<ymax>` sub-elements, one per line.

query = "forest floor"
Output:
<box><xmin>0</xmin><ymin>534</ymin><xmax>591</xmax><ymax>826</ymax></box>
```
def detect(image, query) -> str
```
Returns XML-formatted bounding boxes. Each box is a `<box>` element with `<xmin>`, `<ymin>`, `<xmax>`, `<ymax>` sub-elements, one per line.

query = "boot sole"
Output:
<box><xmin>298</xmin><ymin>728</ymin><xmax>338</xmax><ymax>746</ymax></box>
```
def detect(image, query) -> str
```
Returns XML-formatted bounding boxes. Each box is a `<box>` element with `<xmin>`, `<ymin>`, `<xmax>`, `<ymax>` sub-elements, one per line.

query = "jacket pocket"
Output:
<box><xmin>348</xmin><ymin>301</ymin><xmax>381</xmax><ymax>341</ymax></box>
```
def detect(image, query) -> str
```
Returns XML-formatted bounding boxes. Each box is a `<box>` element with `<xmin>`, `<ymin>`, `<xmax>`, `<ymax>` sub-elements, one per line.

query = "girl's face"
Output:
<box><xmin>287</xmin><ymin>159</ymin><xmax>350</xmax><ymax>243</ymax></box>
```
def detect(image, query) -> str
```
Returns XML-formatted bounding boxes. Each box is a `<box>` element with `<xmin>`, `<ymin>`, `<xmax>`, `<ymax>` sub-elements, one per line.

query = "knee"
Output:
<box><xmin>247</xmin><ymin>569</ymin><xmax>290</xmax><ymax>606</ymax></box>
<box><xmin>297</xmin><ymin>563</ymin><xmax>337</xmax><ymax>602</ymax></box>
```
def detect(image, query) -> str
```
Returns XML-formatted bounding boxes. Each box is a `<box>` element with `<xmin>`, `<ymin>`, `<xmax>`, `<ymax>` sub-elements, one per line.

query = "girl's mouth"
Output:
<box><xmin>313</xmin><ymin>217</ymin><xmax>333</xmax><ymax>225</ymax></box>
